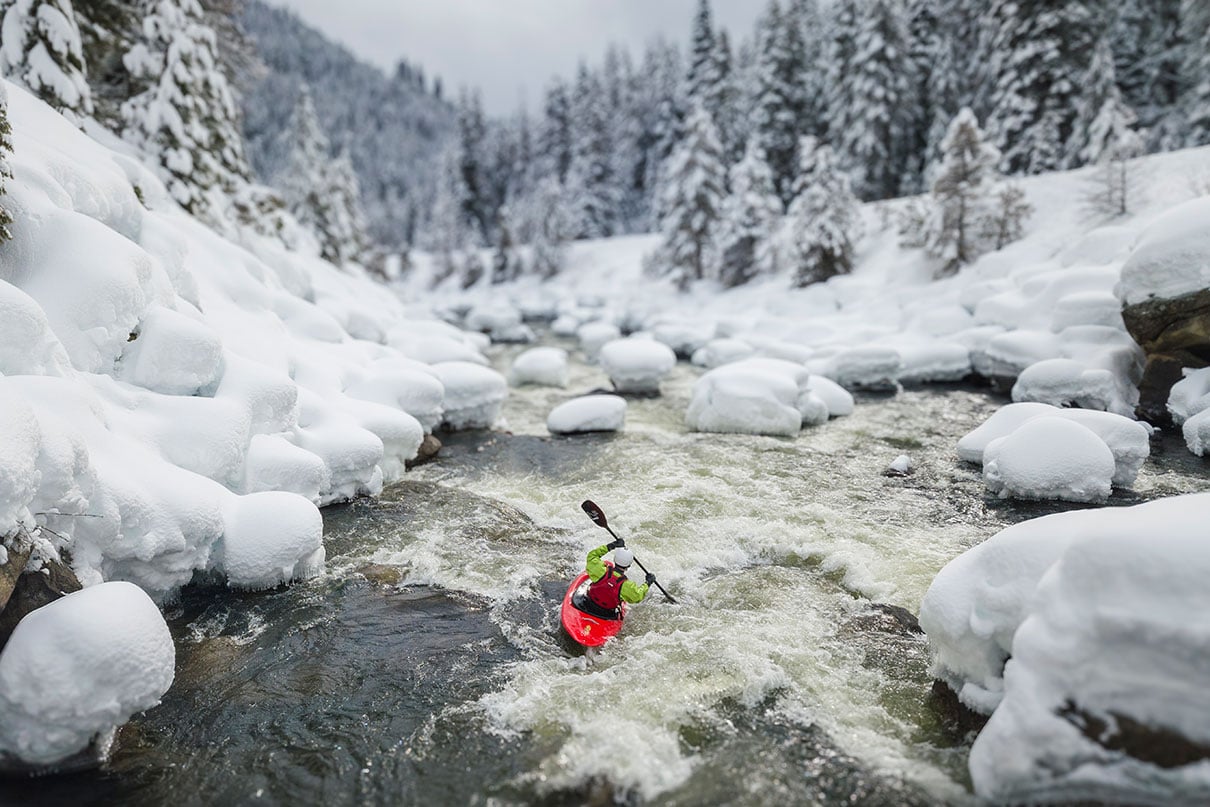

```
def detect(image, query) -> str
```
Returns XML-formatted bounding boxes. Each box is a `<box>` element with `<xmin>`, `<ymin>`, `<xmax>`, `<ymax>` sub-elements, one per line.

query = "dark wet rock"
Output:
<box><xmin>0</xmin><ymin>540</ymin><xmax>33</xmax><ymax>613</ymax></box>
<box><xmin>0</xmin><ymin>551</ymin><xmax>83</xmax><ymax>653</ymax></box>
<box><xmin>357</xmin><ymin>563</ymin><xmax>404</xmax><ymax>586</ymax></box>
<box><xmin>927</xmin><ymin>679</ymin><xmax>989</xmax><ymax>740</ymax></box>
<box><xmin>1059</xmin><ymin>701</ymin><xmax>1210</xmax><ymax>770</ymax></box>
<box><xmin>406</xmin><ymin>433</ymin><xmax>442</xmax><ymax>469</ymax></box>
<box><xmin>1121</xmin><ymin>287</ymin><xmax>1210</xmax><ymax>425</ymax></box>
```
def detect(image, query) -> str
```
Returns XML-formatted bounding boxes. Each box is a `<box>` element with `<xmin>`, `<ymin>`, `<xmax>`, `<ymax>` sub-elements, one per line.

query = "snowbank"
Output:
<box><xmin>920</xmin><ymin>494</ymin><xmax>1210</xmax><ymax>803</ymax></box>
<box><xmin>0</xmin><ymin>582</ymin><xmax>175</xmax><ymax>765</ymax></box>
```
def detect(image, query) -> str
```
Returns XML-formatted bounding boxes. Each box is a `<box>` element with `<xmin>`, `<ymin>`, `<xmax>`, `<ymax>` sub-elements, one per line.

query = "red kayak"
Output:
<box><xmin>560</xmin><ymin>572</ymin><xmax>626</xmax><ymax>647</ymax></box>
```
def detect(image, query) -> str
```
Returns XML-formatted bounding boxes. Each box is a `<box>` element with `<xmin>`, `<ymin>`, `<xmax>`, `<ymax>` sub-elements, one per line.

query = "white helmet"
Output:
<box><xmin>613</xmin><ymin>548</ymin><xmax>634</xmax><ymax>569</ymax></box>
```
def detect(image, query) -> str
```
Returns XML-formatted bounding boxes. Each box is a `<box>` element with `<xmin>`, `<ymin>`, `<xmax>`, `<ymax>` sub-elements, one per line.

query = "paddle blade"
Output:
<box><xmin>581</xmin><ymin>500</ymin><xmax>608</xmax><ymax>528</ymax></box>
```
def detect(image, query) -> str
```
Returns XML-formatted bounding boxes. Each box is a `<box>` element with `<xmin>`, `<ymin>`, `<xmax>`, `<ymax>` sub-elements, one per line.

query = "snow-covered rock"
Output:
<box><xmin>1117</xmin><ymin>197</ymin><xmax>1210</xmax><ymax>305</ymax></box>
<box><xmin>599</xmin><ymin>338</ymin><xmax>677</xmax><ymax>394</ymax></box>
<box><xmin>218</xmin><ymin>491</ymin><xmax>324</xmax><ymax>589</ymax></box>
<box><xmin>508</xmin><ymin>346</ymin><xmax>569</xmax><ymax>388</ymax></box>
<box><xmin>117</xmin><ymin>305</ymin><xmax>224</xmax><ymax>396</ymax></box>
<box><xmin>685</xmin><ymin>360</ymin><xmax>803</xmax><ymax>437</ymax></box>
<box><xmin>1168</xmin><ymin>367</ymin><xmax>1210</xmax><ymax>425</ymax></box>
<box><xmin>546</xmin><ymin>394</ymin><xmax>627</xmax><ymax>435</ymax></box>
<box><xmin>465</xmin><ymin>303</ymin><xmax>534</xmax><ymax>343</ymax></box>
<box><xmin>690</xmin><ymin>338</ymin><xmax>755</xmax><ymax>369</ymax></box>
<box><xmin>808</xmin><ymin>375</ymin><xmax>855</xmax><ymax>418</ymax></box>
<box><xmin>431</xmin><ymin>361</ymin><xmax>507</xmax><ymax>430</ymax></box>
<box><xmin>922</xmin><ymin>493</ymin><xmax>1210</xmax><ymax>804</ymax></box>
<box><xmin>576</xmin><ymin>321</ymin><xmax>621</xmax><ymax>361</ymax></box>
<box><xmin>983</xmin><ymin>418</ymin><xmax>1115</xmax><ymax>503</ymax></box>
<box><xmin>822</xmin><ymin>346</ymin><xmax>903</xmax><ymax>391</ymax></box>
<box><xmin>895</xmin><ymin>340</ymin><xmax>972</xmax><ymax>385</ymax></box>
<box><xmin>1011</xmin><ymin>357</ymin><xmax>1122</xmax><ymax>413</ymax></box>
<box><xmin>0</xmin><ymin>582</ymin><xmax>175</xmax><ymax>766</ymax></box>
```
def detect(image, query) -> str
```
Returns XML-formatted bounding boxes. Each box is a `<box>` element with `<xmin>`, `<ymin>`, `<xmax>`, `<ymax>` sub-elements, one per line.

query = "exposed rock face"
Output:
<box><xmin>1059</xmin><ymin>701</ymin><xmax>1210</xmax><ymax>770</ymax></box>
<box><xmin>405</xmin><ymin>433</ymin><xmax>442</xmax><ymax>469</ymax></box>
<box><xmin>1121</xmin><ymin>288</ymin><xmax>1210</xmax><ymax>424</ymax></box>
<box><xmin>0</xmin><ymin>554</ymin><xmax>83</xmax><ymax>654</ymax></box>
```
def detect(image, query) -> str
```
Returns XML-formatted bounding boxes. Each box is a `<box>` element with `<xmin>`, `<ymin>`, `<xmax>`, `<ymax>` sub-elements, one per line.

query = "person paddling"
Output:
<box><xmin>576</xmin><ymin>536</ymin><xmax>656</xmax><ymax>618</ymax></box>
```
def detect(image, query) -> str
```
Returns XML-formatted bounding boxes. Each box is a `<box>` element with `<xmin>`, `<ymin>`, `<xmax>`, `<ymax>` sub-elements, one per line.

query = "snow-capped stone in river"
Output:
<box><xmin>884</xmin><ymin>455</ymin><xmax>912</xmax><ymax>476</ymax></box>
<box><xmin>821</xmin><ymin>346</ymin><xmax>903</xmax><ymax>391</ymax></box>
<box><xmin>546</xmin><ymin>394</ymin><xmax>627</xmax><ymax>434</ymax></box>
<box><xmin>690</xmin><ymin>338</ymin><xmax>756</xmax><ymax>369</ymax></box>
<box><xmin>219</xmin><ymin>491</ymin><xmax>325</xmax><ymax>589</ymax></box>
<box><xmin>983</xmin><ymin>417</ymin><xmax>1115</xmax><ymax>503</ymax></box>
<box><xmin>576</xmin><ymin>321</ymin><xmax>621</xmax><ymax>361</ymax></box>
<box><xmin>1010</xmin><ymin>357</ymin><xmax>1122</xmax><ymax>413</ymax></box>
<box><xmin>1169</xmin><ymin>367</ymin><xmax>1210</xmax><ymax>456</ymax></box>
<box><xmin>508</xmin><ymin>346</ymin><xmax>569</xmax><ymax>388</ymax></box>
<box><xmin>464</xmin><ymin>303</ymin><xmax>534</xmax><ymax>344</ymax></box>
<box><xmin>686</xmin><ymin>359</ymin><xmax>805</xmax><ymax>437</ymax></box>
<box><xmin>921</xmin><ymin>493</ymin><xmax>1210</xmax><ymax>805</ymax></box>
<box><xmin>431</xmin><ymin>361</ymin><xmax>508</xmax><ymax>430</ymax></box>
<box><xmin>895</xmin><ymin>339</ymin><xmax>972</xmax><ymax>385</ymax></box>
<box><xmin>599</xmin><ymin>338</ymin><xmax>677</xmax><ymax>395</ymax></box>
<box><xmin>0</xmin><ymin>581</ymin><xmax>175</xmax><ymax>766</ymax></box>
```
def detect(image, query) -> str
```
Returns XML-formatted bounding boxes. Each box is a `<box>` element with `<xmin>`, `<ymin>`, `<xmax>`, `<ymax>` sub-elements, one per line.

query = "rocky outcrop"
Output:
<box><xmin>1122</xmin><ymin>288</ymin><xmax>1210</xmax><ymax>425</ymax></box>
<box><xmin>0</xmin><ymin>547</ymin><xmax>83</xmax><ymax>654</ymax></box>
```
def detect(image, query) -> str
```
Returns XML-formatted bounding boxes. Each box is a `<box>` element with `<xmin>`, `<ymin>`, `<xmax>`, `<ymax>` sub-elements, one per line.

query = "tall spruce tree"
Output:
<box><xmin>1111</xmin><ymin>0</ymin><xmax>1183</xmax><ymax>147</ymax></box>
<box><xmin>980</xmin><ymin>0</ymin><xmax>1104</xmax><ymax>175</ymax></box>
<box><xmin>827</xmin><ymin>0</ymin><xmax>917</xmax><ymax>200</ymax></box>
<box><xmin>716</xmin><ymin>138</ymin><xmax>782</xmax><ymax>287</ymax></box>
<box><xmin>121</xmin><ymin>0</ymin><xmax>250</xmax><ymax>220</ymax></box>
<box><xmin>685</xmin><ymin>0</ymin><xmax>718</xmax><ymax>111</ymax></box>
<box><xmin>753</xmin><ymin>0</ymin><xmax>811</xmax><ymax>204</ymax></box>
<box><xmin>1072</xmin><ymin>38</ymin><xmax>1141</xmax><ymax>167</ymax></box>
<box><xmin>537</xmin><ymin>78</ymin><xmax>573</xmax><ymax>183</ymax></box>
<box><xmin>324</xmin><ymin>148</ymin><xmax>371</xmax><ymax>265</ymax></box>
<box><xmin>0</xmin><ymin>82</ymin><xmax>14</xmax><ymax>243</ymax></box>
<box><xmin>787</xmin><ymin>137</ymin><xmax>860</xmax><ymax>287</ymax></box>
<box><xmin>653</xmin><ymin>105</ymin><xmax>727</xmax><ymax>290</ymax></box>
<box><xmin>565</xmin><ymin>64</ymin><xmax>620</xmax><ymax>238</ymax></box>
<box><xmin>1182</xmin><ymin>0</ymin><xmax>1210</xmax><ymax>146</ymax></box>
<box><xmin>925</xmin><ymin>108</ymin><xmax>1002</xmax><ymax>272</ymax></box>
<box><xmin>0</xmin><ymin>0</ymin><xmax>93</xmax><ymax>122</ymax></box>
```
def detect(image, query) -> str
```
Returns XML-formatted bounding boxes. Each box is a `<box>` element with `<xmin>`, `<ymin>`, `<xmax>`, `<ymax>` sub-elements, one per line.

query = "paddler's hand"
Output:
<box><xmin>645</xmin><ymin>572</ymin><xmax>656</xmax><ymax>585</ymax></box>
<box><xmin>607</xmin><ymin>538</ymin><xmax>625</xmax><ymax>549</ymax></box>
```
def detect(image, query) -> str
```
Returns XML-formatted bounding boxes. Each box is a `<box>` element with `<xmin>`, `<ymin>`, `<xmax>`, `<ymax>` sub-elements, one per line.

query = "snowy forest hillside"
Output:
<box><xmin>237</xmin><ymin>0</ymin><xmax>456</xmax><ymax>250</ymax></box>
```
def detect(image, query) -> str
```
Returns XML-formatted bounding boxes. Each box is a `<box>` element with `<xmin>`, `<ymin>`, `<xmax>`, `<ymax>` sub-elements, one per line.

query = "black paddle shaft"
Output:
<box><xmin>580</xmin><ymin>501</ymin><xmax>678</xmax><ymax>604</ymax></box>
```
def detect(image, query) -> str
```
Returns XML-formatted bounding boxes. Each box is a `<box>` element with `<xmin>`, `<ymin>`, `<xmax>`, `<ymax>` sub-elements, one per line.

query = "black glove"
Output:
<box><xmin>645</xmin><ymin>572</ymin><xmax>656</xmax><ymax>585</ymax></box>
<box><xmin>607</xmin><ymin>538</ymin><xmax>625</xmax><ymax>550</ymax></box>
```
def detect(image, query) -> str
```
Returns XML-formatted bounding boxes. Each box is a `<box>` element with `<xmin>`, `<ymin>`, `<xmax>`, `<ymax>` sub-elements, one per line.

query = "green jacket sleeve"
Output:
<box><xmin>586</xmin><ymin>544</ymin><xmax>610</xmax><ymax>582</ymax></box>
<box><xmin>620</xmin><ymin>579</ymin><xmax>650</xmax><ymax>604</ymax></box>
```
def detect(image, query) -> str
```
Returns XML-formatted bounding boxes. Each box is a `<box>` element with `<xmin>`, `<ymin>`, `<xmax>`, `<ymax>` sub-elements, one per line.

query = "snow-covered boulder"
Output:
<box><xmin>690</xmin><ymin>338</ymin><xmax>755</xmax><ymax>369</ymax></box>
<box><xmin>1011</xmin><ymin>358</ymin><xmax>1121</xmax><ymax>413</ymax></box>
<box><xmin>808</xmin><ymin>375</ymin><xmax>855</xmax><ymax>418</ymax></box>
<box><xmin>599</xmin><ymin>338</ymin><xmax>677</xmax><ymax>394</ymax></box>
<box><xmin>576</xmin><ymin>321</ymin><xmax>621</xmax><ymax>361</ymax></box>
<box><xmin>218</xmin><ymin>491</ymin><xmax>325</xmax><ymax>589</ymax></box>
<box><xmin>983</xmin><ymin>418</ymin><xmax>1115</xmax><ymax>503</ymax></box>
<box><xmin>1183</xmin><ymin>409</ymin><xmax>1210</xmax><ymax>456</ymax></box>
<box><xmin>0</xmin><ymin>582</ymin><xmax>175</xmax><ymax>766</ymax></box>
<box><xmin>1168</xmin><ymin>366</ymin><xmax>1210</xmax><ymax>425</ymax></box>
<box><xmin>922</xmin><ymin>493</ymin><xmax>1210</xmax><ymax>804</ymax></box>
<box><xmin>651</xmin><ymin>318</ymin><xmax>715</xmax><ymax>359</ymax></box>
<box><xmin>685</xmin><ymin>361</ymin><xmax>803</xmax><ymax>437</ymax></box>
<box><xmin>0</xmin><ymin>280</ymin><xmax>71</xmax><ymax>377</ymax></box>
<box><xmin>117</xmin><ymin>305</ymin><xmax>224</xmax><ymax>396</ymax></box>
<box><xmin>465</xmin><ymin>303</ymin><xmax>534</xmax><ymax>343</ymax></box>
<box><xmin>508</xmin><ymin>346</ymin><xmax>569</xmax><ymax>388</ymax></box>
<box><xmin>957</xmin><ymin>402</ymin><xmax>1060</xmax><ymax>463</ymax></box>
<box><xmin>431</xmin><ymin>361</ymin><xmax>507</xmax><ymax>430</ymax></box>
<box><xmin>823</xmin><ymin>346</ymin><xmax>902</xmax><ymax>391</ymax></box>
<box><xmin>241</xmin><ymin>434</ymin><xmax>329</xmax><ymax>501</ymax></box>
<box><xmin>896</xmin><ymin>340</ymin><xmax>972</xmax><ymax>385</ymax></box>
<box><xmin>546</xmin><ymin>394</ymin><xmax>627</xmax><ymax>435</ymax></box>
<box><xmin>344</xmin><ymin>360</ymin><xmax>445</xmax><ymax>433</ymax></box>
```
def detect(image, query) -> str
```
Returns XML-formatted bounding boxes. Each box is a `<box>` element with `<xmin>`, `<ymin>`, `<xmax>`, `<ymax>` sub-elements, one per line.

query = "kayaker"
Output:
<box><xmin>582</xmin><ymin>536</ymin><xmax>655</xmax><ymax>616</ymax></box>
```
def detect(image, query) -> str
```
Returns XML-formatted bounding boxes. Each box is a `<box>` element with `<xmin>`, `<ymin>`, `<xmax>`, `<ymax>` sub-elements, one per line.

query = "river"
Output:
<box><xmin>4</xmin><ymin>337</ymin><xmax>1206</xmax><ymax>806</ymax></box>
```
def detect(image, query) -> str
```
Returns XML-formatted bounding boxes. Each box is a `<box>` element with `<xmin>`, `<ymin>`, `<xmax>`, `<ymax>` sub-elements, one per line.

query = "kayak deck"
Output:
<box><xmin>560</xmin><ymin>572</ymin><xmax>626</xmax><ymax>647</ymax></box>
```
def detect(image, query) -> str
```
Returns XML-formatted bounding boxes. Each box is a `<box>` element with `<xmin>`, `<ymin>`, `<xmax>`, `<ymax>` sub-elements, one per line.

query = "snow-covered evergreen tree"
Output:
<box><xmin>565</xmin><ymin>64</ymin><xmax>621</xmax><ymax>239</ymax></box>
<box><xmin>924</xmin><ymin>108</ymin><xmax>1002</xmax><ymax>271</ymax></box>
<box><xmin>787</xmin><ymin>137</ymin><xmax>860</xmax><ymax>287</ymax></box>
<box><xmin>980</xmin><ymin>0</ymin><xmax>1103</xmax><ymax>175</ymax></box>
<box><xmin>827</xmin><ymin>0</ymin><xmax>917</xmax><ymax>199</ymax></box>
<box><xmin>1182</xmin><ymin>0</ymin><xmax>1210</xmax><ymax>146</ymax></box>
<box><xmin>121</xmin><ymin>0</ymin><xmax>250</xmax><ymax>220</ymax></box>
<box><xmin>716</xmin><ymin>138</ymin><xmax>782</xmax><ymax>287</ymax></box>
<box><xmin>526</xmin><ymin>176</ymin><xmax>572</xmax><ymax>279</ymax></box>
<box><xmin>455</xmin><ymin>89</ymin><xmax>489</xmax><ymax>241</ymax></box>
<box><xmin>537</xmin><ymin>77</ymin><xmax>573</xmax><ymax>184</ymax></box>
<box><xmin>753</xmin><ymin>0</ymin><xmax>812</xmax><ymax>204</ymax></box>
<box><xmin>278</xmin><ymin>86</ymin><xmax>328</xmax><ymax>227</ymax></box>
<box><xmin>1076</xmin><ymin>38</ymin><xmax>1144</xmax><ymax>168</ymax></box>
<box><xmin>0</xmin><ymin>82</ymin><xmax>14</xmax><ymax>243</ymax></box>
<box><xmin>652</xmin><ymin>105</ymin><xmax>727</xmax><ymax>290</ymax></box>
<box><xmin>428</xmin><ymin>147</ymin><xmax>469</xmax><ymax>286</ymax></box>
<box><xmin>685</xmin><ymin>0</ymin><xmax>718</xmax><ymax>112</ymax></box>
<box><xmin>324</xmin><ymin>149</ymin><xmax>370</xmax><ymax>265</ymax></box>
<box><xmin>0</xmin><ymin>0</ymin><xmax>93</xmax><ymax>122</ymax></box>
<box><xmin>1111</xmin><ymin>0</ymin><xmax>1183</xmax><ymax>147</ymax></box>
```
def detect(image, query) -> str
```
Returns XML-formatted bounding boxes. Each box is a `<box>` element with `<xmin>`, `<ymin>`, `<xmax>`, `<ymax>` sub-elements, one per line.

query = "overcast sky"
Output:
<box><xmin>270</xmin><ymin>1</ymin><xmax>765</xmax><ymax>115</ymax></box>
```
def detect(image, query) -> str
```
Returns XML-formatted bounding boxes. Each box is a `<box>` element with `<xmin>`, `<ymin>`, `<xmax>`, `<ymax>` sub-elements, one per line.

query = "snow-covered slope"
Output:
<box><xmin>0</xmin><ymin>80</ymin><xmax>496</xmax><ymax>599</ymax></box>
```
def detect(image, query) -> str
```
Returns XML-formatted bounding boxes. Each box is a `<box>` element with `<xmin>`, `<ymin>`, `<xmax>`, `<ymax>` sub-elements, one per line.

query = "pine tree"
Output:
<box><xmin>716</xmin><ymin>138</ymin><xmax>782</xmax><ymax>287</ymax></box>
<box><xmin>925</xmin><ymin>108</ymin><xmax>1001</xmax><ymax>271</ymax></box>
<box><xmin>0</xmin><ymin>83</ymin><xmax>14</xmax><ymax>243</ymax></box>
<box><xmin>1111</xmin><ymin>0</ymin><xmax>1183</xmax><ymax>145</ymax></box>
<box><xmin>526</xmin><ymin>176</ymin><xmax>572</xmax><ymax>279</ymax></box>
<box><xmin>753</xmin><ymin>0</ymin><xmax>811</xmax><ymax>204</ymax></box>
<box><xmin>980</xmin><ymin>0</ymin><xmax>1104</xmax><ymax>175</ymax></box>
<box><xmin>455</xmin><ymin>89</ymin><xmax>489</xmax><ymax>241</ymax></box>
<box><xmin>324</xmin><ymin>148</ymin><xmax>370</xmax><ymax>265</ymax></box>
<box><xmin>121</xmin><ymin>0</ymin><xmax>251</xmax><ymax>220</ymax></box>
<box><xmin>1182</xmin><ymin>0</ymin><xmax>1210</xmax><ymax>146</ymax></box>
<box><xmin>279</xmin><ymin>85</ymin><xmax>329</xmax><ymax>227</ymax></box>
<box><xmin>0</xmin><ymin>0</ymin><xmax>93</xmax><ymax>122</ymax></box>
<box><xmin>1074</xmin><ymin>38</ymin><xmax>1144</xmax><ymax>168</ymax></box>
<box><xmin>685</xmin><ymin>0</ymin><xmax>718</xmax><ymax>111</ymax></box>
<box><xmin>537</xmin><ymin>78</ymin><xmax>573</xmax><ymax>183</ymax></box>
<box><xmin>428</xmin><ymin>148</ymin><xmax>468</xmax><ymax>287</ymax></box>
<box><xmin>981</xmin><ymin>183</ymin><xmax>1032</xmax><ymax>250</ymax></box>
<box><xmin>787</xmin><ymin>138</ymin><xmax>860</xmax><ymax>287</ymax></box>
<box><xmin>74</xmin><ymin>0</ymin><xmax>138</xmax><ymax>127</ymax></box>
<box><xmin>565</xmin><ymin>64</ymin><xmax>620</xmax><ymax>239</ymax></box>
<box><xmin>827</xmin><ymin>0</ymin><xmax>917</xmax><ymax>200</ymax></box>
<box><xmin>652</xmin><ymin>105</ymin><xmax>727</xmax><ymax>290</ymax></box>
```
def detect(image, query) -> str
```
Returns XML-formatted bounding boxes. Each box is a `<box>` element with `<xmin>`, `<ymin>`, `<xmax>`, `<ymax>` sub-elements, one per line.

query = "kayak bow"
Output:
<box><xmin>560</xmin><ymin>572</ymin><xmax>625</xmax><ymax>647</ymax></box>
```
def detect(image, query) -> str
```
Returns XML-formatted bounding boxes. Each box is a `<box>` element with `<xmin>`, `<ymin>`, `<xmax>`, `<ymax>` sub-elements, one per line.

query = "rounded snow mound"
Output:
<box><xmin>599</xmin><ymin>338</ymin><xmax>676</xmax><ymax>394</ymax></box>
<box><xmin>577</xmin><ymin>321</ymin><xmax>621</xmax><ymax>361</ymax></box>
<box><xmin>983</xmin><ymin>418</ymin><xmax>1115</xmax><ymax>503</ymax></box>
<box><xmin>0</xmin><ymin>581</ymin><xmax>175</xmax><ymax>766</ymax></box>
<box><xmin>687</xmin><ymin>359</ymin><xmax>810</xmax><ymax>436</ymax></box>
<box><xmin>219</xmin><ymin>491</ymin><xmax>325</xmax><ymax>589</ymax></box>
<box><xmin>431</xmin><ymin>361</ymin><xmax>507</xmax><ymax>430</ymax></box>
<box><xmin>509</xmin><ymin>346</ymin><xmax>569</xmax><ymax>388</ymax></box>
<box><xmin>1117</xmin><ymin>196</ymin><xmax>1210</xmax><ymax>305</ymax></box>
<box><xmin>547</xmin><ymin>394</ymin><xmax>627</xmax><ymax>435</ymax></box>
